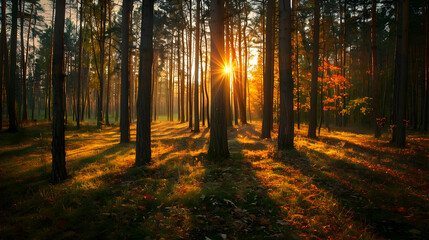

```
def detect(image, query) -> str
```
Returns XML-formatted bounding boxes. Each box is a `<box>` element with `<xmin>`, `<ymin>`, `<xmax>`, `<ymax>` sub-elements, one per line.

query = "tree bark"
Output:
<box><xmin>8</xmin><ymin>0</ymin><xmax>19</xmax><ymax>132</ymax></box>
<box><xmin>106</xmin><ymin>1</ymin><xmax>112</xmax><ymax>125</ymax></box>
<box><xmin>238</xmin><ymin>4</ymin><xmax>246</xmax><ymax>125</ymax></box>
<box><xmin>51</xmin><ymin>0</ymin><xmax>67</xmax><ymax>182</ymax></box>
<box><xmin>180</xmin><ymin>29</ymin><xmax>185</xmax><ymax>123</ymax></box>
<box><xmin>0</xmin><ymin>0</ymin><xmax>7</xmax><ymax>130</ymax></box>
<box><xmin>136</xmin><ymin>0</ymin><xmax>154</xmax><ymax>166</ymax></box>
<box><xmin>225</xmin><ymin>1</ymin><xmax>232</xmax><ymax>127</ymax></box>
<box><xmin>120</xmin><ymin>0</ymin><xmax>131</xmax><ymax>143</ymax></box>
<box><xmin>21</xmin><ymin>0</ymin><xmax>33</xmax><ymax>122</ymax></box>
<box><xmin>372</xmin><ymin>0</ymin><xmax>381</xmax><ymax>138</ymax></box>
<box><xmin>188</xmin><ymin>0</ymin><xmax>193</xmax><ymax>129</ymax></box>
<box><xmin>308</xmin><ymin>0</ymin><xmax>320</xmax><ymax>139</ymax></box>
<box><xmin>194</xmin><ymin>0</ymin><xmax>200</xmax><ymax>132</ymax></box>
<box><xmin>294</xmin><ymin>0</ymin><xmax>300</xmax><ymax>129</ymax></box>
<box><xmin>204</xmin><ymin>23</ymin><xmax>210</xmax><ymax>127</ymax></box>
<box><xmin>394</xmin><ymin>0</ymin><xmax>409</xmax><ymax>148</ymax></box>
<box><xmin>424</xmin><ymin>1</ymin><xmax>429</xmax><ymax>131</ymax></box>
<box><xmin>261</xmin><ymin>0</ymin><xmax>275</xmax><ymax>139</ymax></box>
<box><xmin>208</xmin><ymin>0</ymin><xmax>229</xmax><ymax>159</ymax></box>
<box><xmin>96</xmin><ymin>1</ymin><xmax>106</xmax><ymax>128</ymax></box>
<box><xmin>77</xmin><ymin>0</ymin><xmax>83</xmax><ymax>128</ymax></box>
<box><xmin>278</xmin><ymin>0</ymin><xmax>294</xmax><ymax>149</ymax></box>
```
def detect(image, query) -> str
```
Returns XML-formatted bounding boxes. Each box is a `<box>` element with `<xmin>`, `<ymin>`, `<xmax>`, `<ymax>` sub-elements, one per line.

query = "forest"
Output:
<box><xmin>0</xmin><ymin>0</ymin><xmax>428</xmax><ymax>239</ymax></box>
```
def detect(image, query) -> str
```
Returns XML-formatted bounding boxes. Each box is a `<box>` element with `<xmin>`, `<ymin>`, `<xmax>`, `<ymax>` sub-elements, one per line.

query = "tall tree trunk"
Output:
<box><xmin>372</xmin><ymin>0</ymin><xmax>381</xmax><ymax>138</ymax></box>
<box><xmin>51</xmin><ymin>0</ymin><xmax>67</xmax><ymax>182</ymax></box>
<box><xmin>225</xmin><ymin>1</ymin><xmax>232</xmax><ymax>127</ymax></box>
<box><xmin>20</xmin><ymin>0</ymin><xmax>33</xmax><ymax>122</ymax></box>
<box><xmin>394</xmin><ymin>0</ymin><xmax>409</xmax><ymax>148</ymax></box>
<box><xmin>244</xmin><ymin>8</ymin><xmax>250</xmax><ymax>123</ymax></box>
<box><xmin>194</xmin><ymin>0</ymin><xmax>200</xmax><ymax>132</ymax></box>
<box><xmin>204</xmin><ymin>23</ymin><xmax>210</xmax><ymax>127</ymax></box>
<box><xmin>294</xmin><ymin>0</ymin><xmax>300</xmax><ymax>129</ymax></box>
<box><xmin>424</xmin><ymin>1</ymin><xmax>429</xmax><ymax>131</ymax></box>
<box><xmin>308</xmin><ymin>0</ymin><xmax>320</xmax><ymax>139</ymax></box>
<box><xmin>106</xmin><ymin>1</ymin><xmax>112</xmax><ymax>125</ymax></box>
<box><xmin>238</xmin><ymin>5</ymin><xmax>246</xmax><ymax>124</ymax></box>
<box><xmin>176</xmin><ymin>35</ymin><xmax>180</xmax><ymax>122</ymax></box>
<box><xmin>47</xmin><ymin>0</ymin><xmax>55</xmax><ymax>121</ymax></box>
<box><xmin>341</xmin><ymin>0</ymin><xmax>347</xmax><ymax>126</ymax></box>
<box><xmin>200</xmin><ymin>27</ymin><xmax>205</xmax><ymax>126</ymax></box>
<box><xmin>136</xmin><ymin>0</ymin><xmax>154</xmax><ymax>166</ymax></box>
<box><xmin>391</xmin><ymin>0</ymin><xmax>402</xmax><ymax>143</ymax></box>
<box><xmin>120</xmin><ymin>0</ymin><xmax>131</xmax><ymax>143</ymax></box>
<box><xmin>261</xmin><ymin>0</ymin><xmax>274</xmax><ymax>139</ymax></box>
<box><xmin>180</xmin><ymin>29</ymin><xmax>185</xmax><ymax>123</ymax></box>
<box><xmin>8</xmin><ymin>0</ymin><xmax>19</xmax><ymax>132</ymax></box>
<box><xmin>96</xmin><ymin>2</ymin><xmax>106</xmax><ymax>128</ymax></box>
<box><xmin>208</xmin><ymin>0</ymin><xmax>229</xmax><ymax>158</ymax></box>
<box><xmin>278</xmin><ymin>0</ymin><xmax>294</xmax><ymax>149</ymax></box>
<box><xmin>77</xmin><ymin>0</ymin><xmax>83</xmax><ymax>128</ymax></box>
<box><xmin>0</xmin><ymin>0</ymin><xmax>7</xmax><ymax>130</ymax></box>
<box><xmin>188</xmin><ymin>0</ymin><xmax>193</xmax><ymax>128</ymax></box>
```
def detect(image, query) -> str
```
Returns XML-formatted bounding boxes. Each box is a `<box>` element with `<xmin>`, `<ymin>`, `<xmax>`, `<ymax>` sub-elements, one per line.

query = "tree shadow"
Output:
<box><xmin>187</xmin><ymin>147</ymin><xmax>293</xmax><ymax>239</ymax></box>
<box><xmin>276</xmin><ymin>146</ymin><xmax>429</xmax><ymax>239</ymax></box>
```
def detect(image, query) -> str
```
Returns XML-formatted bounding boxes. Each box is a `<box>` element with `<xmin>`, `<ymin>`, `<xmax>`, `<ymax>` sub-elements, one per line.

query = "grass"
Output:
<box><xmin>0</xmin><ymin>121</ymin><xmax>428</xmax><ymax>239</ymax></box>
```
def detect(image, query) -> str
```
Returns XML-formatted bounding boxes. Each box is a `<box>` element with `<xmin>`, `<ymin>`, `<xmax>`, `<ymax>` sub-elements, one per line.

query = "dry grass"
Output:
<box><xmin>0</xmin><ymin>121</ymin><xmax>427</xmax><ymax>239</ymax></box>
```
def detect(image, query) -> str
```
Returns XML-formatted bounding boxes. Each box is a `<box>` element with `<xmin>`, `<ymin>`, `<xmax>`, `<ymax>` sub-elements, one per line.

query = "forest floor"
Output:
<box><xmin>0</xmin><ymin>121</ymin><xmax>428</xmax><ymax>240</ymax></box>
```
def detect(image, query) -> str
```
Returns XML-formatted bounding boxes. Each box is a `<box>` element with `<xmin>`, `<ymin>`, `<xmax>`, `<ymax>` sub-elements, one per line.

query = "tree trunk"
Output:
<box><xmin>77</xmin><ymin>0</ymin><xmax>83</xmax><ymax>128</ymax></box>
<box><xmin>51</xmin><ymin>0</ymin><xmax>67</xmax><ymax>182</ymax></box>
<box><xmin>238</xmin><ymin>5</ymin><xmax>246</xmax><ymax>125</ymax></box>
<box><xmin>261</xmin><ymin>0</ymin><xmax>275</xmax><ymax>139</ymax></box>
<box><xmin>204</xmin><ymin>23</ymin><xmax>210</xmax><ymax>127</ymax></box>
<box><xmin>200</xmin><ymin>28</ymin><xmax>205</xmax><ymax>126</ymax></box>
<box><xmin>308</xmin><ymin>0</ymin><xmax>320</xmax><ymax>139</ymax></box>
<box><xmin>424</xmin><ymin>1</ymin><xmax>429</xmax><ymax>131</ymax></box>
<box><xmin>47</xmin><ymin>0</ymin><xmax>55</xmax><ymax>121</ymax></box>
<box><xmin>8</xmin><ymin>0</ymin><xmax>19</xmax><ymax>132</ymax></box>
<box><xmin>21</xmin><ymin>0</ymin><xmax>31</xmax><ymax>122</ymax></box>
<box><xmin>225</xmin><ymin>1</ymin><xmax>232</xmax><ymax>127</ymax></box>
<box><xmin>180</xmin><ymin>29</ymin><xmax>185</xmax><ymax>123</ymax></box>
<box><xmin>96</xmin><ymin>1</ymin><xmax>106</xmax><ymax>128</ymax></box>
<box><xmin>394</xmin><ymin>0</ymin><xmax>409</xmax><ymax>148</ymax></box>
<box><xmin>106</xmin><ymin>1</ymin><xmax>112</xmax><ymax>126</ymax></box>
<box><xmin>295</xmin><ymin>0</ymin><xmax>300</xmax><ymax>129</ymax></box>
<box><xmin>372</xmin><ymin>0</ymin><xmax>381</xmax><ymax>138</ymax></box>
<box><xmin>188</xmin><ymin>0</ymin><xmax>193</xmax><ymax>129</ymax></box>
<box><xmin>208</xmin><ymin>0</ymin><xmax>229</xmax><ymax>159</ymax></box>
<box><xmin>136</xmin><ymin>0</ymin><xmax>154</xmax><ymax>166</ymax></box>
<box><xmin>0</xmin><ymin>0</ymin><xmax>7</xmax><ymax>130</ymax></box>
<box><xmin>194</xmin><ymin>0</ymin><xmax>200</xmax><ymax>132</ymax></box>
<box><xmin>278</xmin><ymin>0</ymin><xmax>294</xmax><ymax>149</ymax></box>
<box><xmin>244</xmin><ymin>9</ymin><xmax>250</xmax><ymax>123</ymax></box>
<box><xmin>120</xmin><ymin>0</ymin><xmax>131</xmax><ymax>143</ymax></box>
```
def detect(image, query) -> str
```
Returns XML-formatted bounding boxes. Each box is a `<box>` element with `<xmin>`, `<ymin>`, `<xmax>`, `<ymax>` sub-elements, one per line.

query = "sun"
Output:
<box><xmin>224</xmin><ymin>65</ymin><xmax>231</xmax><ymax>74</ymax></box>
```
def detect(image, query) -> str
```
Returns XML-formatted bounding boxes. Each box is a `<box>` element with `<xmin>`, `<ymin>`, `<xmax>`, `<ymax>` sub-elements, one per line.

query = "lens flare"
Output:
<box><xmin>224</xmin><ymin>65</ymin><xmax>231</xmax><ymax>74</ymax></box>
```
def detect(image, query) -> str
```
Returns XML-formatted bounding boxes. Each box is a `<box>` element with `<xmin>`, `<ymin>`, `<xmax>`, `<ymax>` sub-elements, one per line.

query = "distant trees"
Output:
<box><xmin>0</xmin><ymin>0</ymin><xmax>427</xmax><ymax>155</ymax></box>
<box><xmin>208</xmin><ymin>0</ymin><xmax>229</xmax><ymax>158</ymax></box>
<box><xmin>51</xmin><ymin>0</ymin><xmax>67</xmax><ymax>181</ymax></box>
<box><xmin>136</xmin><ymin>0</ymin><xmax>154</xmax><ymax>166</ymax></box>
